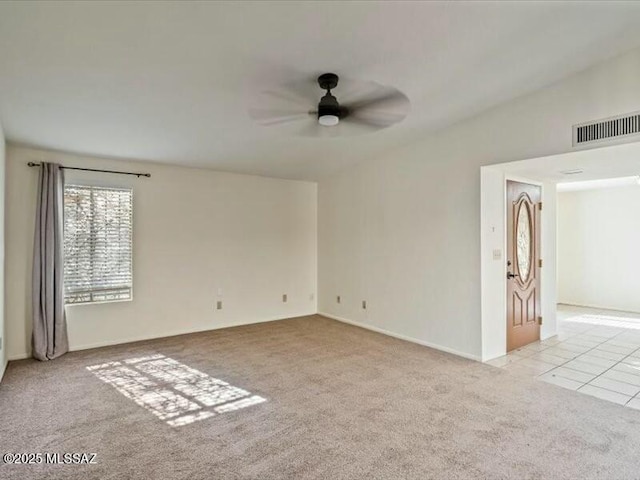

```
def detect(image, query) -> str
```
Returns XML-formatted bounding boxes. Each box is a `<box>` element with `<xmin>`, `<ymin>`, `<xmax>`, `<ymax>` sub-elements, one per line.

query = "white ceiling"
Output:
<box><xmin>2</xmin><ymin>1</ymin><xmax>640</xmax><ymax>181</ymax></box>
<box><xmin>490</xmin><ymin>138</ymin><xmax>640</xmax><ymax>186</ymax></box>
<box><xmin>557</xmin><ymin>176</ymin><xmax>640</xmax><ymax>192</ymax></box>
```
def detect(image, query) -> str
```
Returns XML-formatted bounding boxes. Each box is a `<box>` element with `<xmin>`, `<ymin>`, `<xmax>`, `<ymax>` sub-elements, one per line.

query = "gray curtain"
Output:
<box><xmin>32</xmin><ymin>162</ymin><xmax>69</xmax><ymax>361</ymax></box>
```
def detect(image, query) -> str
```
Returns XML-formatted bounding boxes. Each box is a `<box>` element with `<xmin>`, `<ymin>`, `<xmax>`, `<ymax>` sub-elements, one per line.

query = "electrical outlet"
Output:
<box><xmin>362</xmin><ymin>300</ymin><xmax>367</xmax><ymax>310</ymax></box>
<box><xmin>216</xmin><ymin>300</ymin><xmax>222</xmax><ymax>310</ymax></box>
<box><xmin>337</xmin><ymin>295</ymin><xmax>341</xmax><ymax>304</ymax></box>
<box><xmin>282</xmin><ymin>294</ymin><xmax>287</xmax><ymax>303</ymax></box>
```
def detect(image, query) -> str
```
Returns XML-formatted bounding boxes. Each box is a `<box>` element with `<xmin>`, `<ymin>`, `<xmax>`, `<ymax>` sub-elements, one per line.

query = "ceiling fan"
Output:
<box><xmin>249</xmin><ymin>73</ymin><xmax>410</xmax><ymax>137</ymax></box>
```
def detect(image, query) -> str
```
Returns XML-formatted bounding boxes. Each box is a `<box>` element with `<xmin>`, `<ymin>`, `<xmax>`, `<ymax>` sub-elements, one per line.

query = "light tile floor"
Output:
<box><xmin>487</xmin><ymin>304</ymin><xmax>640</xmax><ymax>410</ymax></box>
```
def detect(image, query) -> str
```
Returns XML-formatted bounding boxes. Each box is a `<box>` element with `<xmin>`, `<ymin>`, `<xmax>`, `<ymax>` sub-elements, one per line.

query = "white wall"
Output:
<box><xmin>558</xmin><ymin>185</ymin><xmax>640</xmax><ymax>313</ymax></box>
<box><xmin>6</xmin><ymin>145</ymin><xmax>317</xmax><ymax>360</ymax></box>
<box><xmin>481</xmin><ymin>168</ymin><xmax>508</xmax><ymax>360</ymax></box>
<box><xmin>540</xmin><ymin>184</ymin><xmax>558</xmax><ymax>342</ymax></box>
<box><xmin>318</xmin><ymin>48</ymin><xmax>640</xmax><ymax>360</ymax></box>
<box><xmin>0</xmin><ymin>122</ymin><xmax>6</xmax><ymax>379</ymax></box>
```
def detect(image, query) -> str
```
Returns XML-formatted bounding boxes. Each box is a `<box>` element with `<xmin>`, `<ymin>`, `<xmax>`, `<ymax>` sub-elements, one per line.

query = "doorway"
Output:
<box><xmin>481</xmin><ymin>139</ymin><xmax>640</xmax><ymax>362</ymax></box>
<box><xmin>506</xmin><ymin>181</ymin><xmax>541</xmax><ymax>351</ymax></box>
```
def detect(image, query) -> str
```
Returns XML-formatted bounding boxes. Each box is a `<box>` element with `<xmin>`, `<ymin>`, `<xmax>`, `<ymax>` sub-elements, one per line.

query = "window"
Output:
<box><xmin>64</xmin><ymin>185</ymin><xmax>133</xmax><ymax>304</ymax></box>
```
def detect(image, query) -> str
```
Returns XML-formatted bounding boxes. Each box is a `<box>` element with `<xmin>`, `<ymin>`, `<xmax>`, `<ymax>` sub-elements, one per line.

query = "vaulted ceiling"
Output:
<box><xmin>2</xmin><ymin>1</ymin><xmax>640</xmax><ymax>180</ymax></box>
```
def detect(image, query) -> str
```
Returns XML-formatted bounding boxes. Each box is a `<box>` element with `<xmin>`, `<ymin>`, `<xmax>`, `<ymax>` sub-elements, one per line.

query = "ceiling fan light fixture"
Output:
<box><xmin>318</xmin><ymin>114</ymin><xmax>339</xmax><ymax>127</ymax></box>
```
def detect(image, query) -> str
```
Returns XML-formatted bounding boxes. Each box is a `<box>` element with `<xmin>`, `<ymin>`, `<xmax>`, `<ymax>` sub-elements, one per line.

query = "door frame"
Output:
<box><xmin>481</xmin><ymin>169</ymin><xmax>557</xmax><ymax>361</ymax></box>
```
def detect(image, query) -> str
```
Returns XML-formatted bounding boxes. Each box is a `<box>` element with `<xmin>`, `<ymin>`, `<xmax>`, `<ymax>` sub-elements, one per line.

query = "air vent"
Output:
<box><xmin>573</xmin><ymin>111</ymin><xmax>640</xmax><ymax>146</ymax></box>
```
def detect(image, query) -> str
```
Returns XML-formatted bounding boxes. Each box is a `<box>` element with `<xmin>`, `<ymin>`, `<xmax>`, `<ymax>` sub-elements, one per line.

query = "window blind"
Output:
<box><xmin>64</xmin><ymin>185</ymin><xmax>133</xmax><ymax>304</ymax></box>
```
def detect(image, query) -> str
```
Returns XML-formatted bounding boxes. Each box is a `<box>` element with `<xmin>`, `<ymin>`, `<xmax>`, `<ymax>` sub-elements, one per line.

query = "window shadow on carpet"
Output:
<box><xmin>87</xmin><ymin>354</ymin><xmax>266</xmax><ymax>427</ymax></box>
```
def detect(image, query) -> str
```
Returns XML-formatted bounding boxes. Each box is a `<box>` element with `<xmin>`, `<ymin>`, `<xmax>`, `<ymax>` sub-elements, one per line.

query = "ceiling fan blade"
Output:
<box><xmin>295</xmin><ymin>115</ymin><xmax>396</xmax><ymax>138</ymax></box>
<box><xmin>345</xmin><ymin>110</ymin><xmax>407</xmax><ymax>128</ymax></box>
<box><xmin>280</xmin><ymin>76</ymin><xmax>323</xmax><ymax>104</ymax></box>
<box><xmin>296</xmin><ymin>117</ymin><xmax>345</xmax><ymax>138</ymax></box>
<box><xmin>344</xmin><ymin>89</ymin><xmax>410</xmax><ymax>113</ymax></box>
<box><xmin>249</xmin><ymin>107</ymin><xmax>314</xmax><ymax>126</ymax></box>
<box><xmin>257</xmin><ymin>76</ymin><xmax>318</xmax><ymax>107</ymax></box>
<box><xmin>260</xmin><ymin>89</ymin><xmax>312</xmax><ymax>107</ymax></box>
<box><xmin>328</xmin><ymin>120</ymin><xmax>387</xmax><ymax>137</ymax></box>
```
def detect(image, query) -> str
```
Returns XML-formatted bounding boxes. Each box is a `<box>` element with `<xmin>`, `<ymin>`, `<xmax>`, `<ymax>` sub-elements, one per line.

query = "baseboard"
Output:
<box><xmin>318</xmin><ymin>312</ymin><xmax>481</xmax><ymax>362</ymax></box>
<box><xmin>558</xmin><ymin>302</ymin><xmax>640</xmax><ymax>315</ymax></box>
<box><xmin>8</xmin><ymin>353</ymin><xmax>29</xmax><ymax>361</ymax></box>
<box><xmin>540</xmin><ymin>331</ymin><xmax>557</xmax><ymax>341</ymax></box>
<box><xmin>7</xmin><ymin>311</ymin><xmax>317</xmax><ymax>361</ymax></box>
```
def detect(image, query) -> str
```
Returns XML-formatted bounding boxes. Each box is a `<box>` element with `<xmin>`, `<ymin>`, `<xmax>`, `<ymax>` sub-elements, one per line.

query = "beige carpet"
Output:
<box><xmin>1</xmin><ymin>315</ymin><xmax>640</xmax><ymax>480</ymax></box>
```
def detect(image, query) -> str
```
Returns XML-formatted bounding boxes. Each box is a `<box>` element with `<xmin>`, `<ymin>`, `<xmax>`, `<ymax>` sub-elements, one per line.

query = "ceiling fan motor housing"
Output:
<box><xmin>318</xmin><ymin>92</ymin><xmax>342</xmax><ymax>119</ymax></box>
<box><xmin>317</xmin><ymin>73</ymin><xmax>346</xmax><ymax>121</ymax></box>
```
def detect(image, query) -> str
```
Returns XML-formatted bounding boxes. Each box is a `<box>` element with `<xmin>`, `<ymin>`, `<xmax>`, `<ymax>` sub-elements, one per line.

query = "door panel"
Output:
<box><xmin>507</xmin><ymin>181</ymin><xmax>541</xmax><ymax>351</ymax></box>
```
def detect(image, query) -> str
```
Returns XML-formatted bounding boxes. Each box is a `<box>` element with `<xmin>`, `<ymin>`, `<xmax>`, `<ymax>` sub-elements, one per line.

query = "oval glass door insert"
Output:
<box><xmin>516</xmin><ymin>202</ymin><xmax>532</xmax><ymax>281</ymax></box>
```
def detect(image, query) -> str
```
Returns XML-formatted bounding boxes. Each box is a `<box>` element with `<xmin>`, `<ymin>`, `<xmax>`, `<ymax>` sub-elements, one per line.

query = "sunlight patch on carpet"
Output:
<box><xmin>87</xmin><ymin>354</ymin><xmax>266</xmax><ymax>426</ymax></box>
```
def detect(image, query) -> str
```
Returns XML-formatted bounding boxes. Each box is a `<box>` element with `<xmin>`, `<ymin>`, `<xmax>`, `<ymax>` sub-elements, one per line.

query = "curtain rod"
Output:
<box><xmin>27</xmin><ymin>162</ymin><xmax>151</xmax><ymax>178</ymax></box>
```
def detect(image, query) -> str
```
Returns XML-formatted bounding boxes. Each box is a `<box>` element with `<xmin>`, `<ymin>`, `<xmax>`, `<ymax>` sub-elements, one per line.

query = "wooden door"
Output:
<box><xmin>506</xmin><ymin>181</ymin><xmax>541</xmax><ymax>351</ymax></box>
